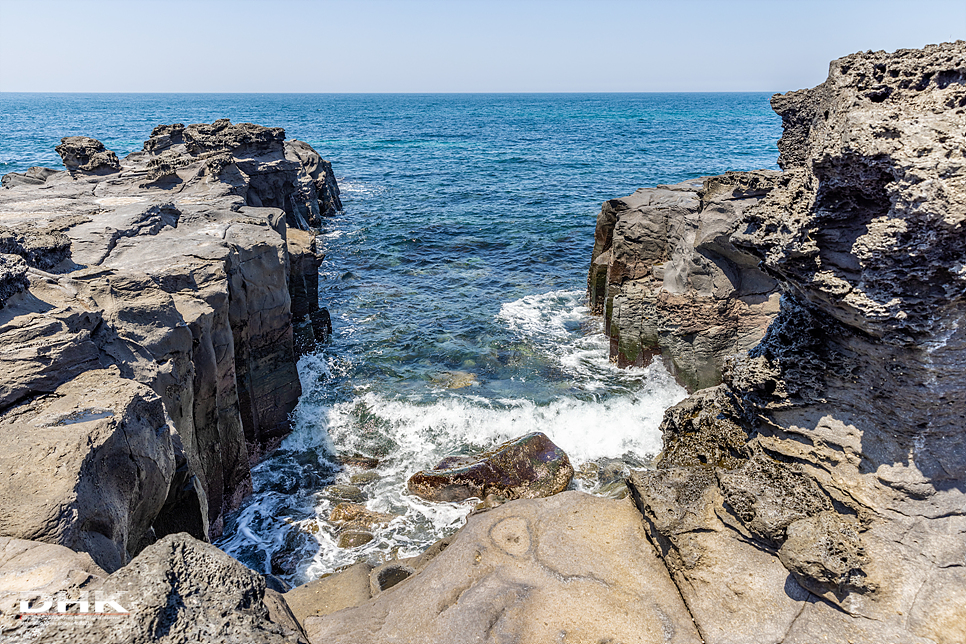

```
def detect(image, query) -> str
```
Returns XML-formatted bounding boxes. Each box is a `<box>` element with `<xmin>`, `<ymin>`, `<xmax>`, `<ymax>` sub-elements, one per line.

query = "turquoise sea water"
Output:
<box><xmin>1</xmin><ymin>93</ymin><xmax>782</xmax><ymax>582</ymax></box>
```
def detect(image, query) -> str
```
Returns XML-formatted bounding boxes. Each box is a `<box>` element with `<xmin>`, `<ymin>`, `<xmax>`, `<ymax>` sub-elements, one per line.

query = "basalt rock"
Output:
<box><xmin>0</xmin><ymin>368</ymin><xmax>175</xmax><ymax>573</ymax></box>
<box><xmin>55</xmin><ymin>137</ymin><xmax>120</xmax><ymax>175</ymax></box>
<box><xmin>0</xmin><ymin>167</ymin><xmax>61</xmax><ymax>189</ymax></box>
<box><xmin>626</xmin><ymin>41</ymin><xmax>966</xmax><ymax>644</ymax></box>
<box><xmin>0</xmin><ymin>122</ymin><xmax>339</xmax><ymax>570</ymax></box>
<box><xmin>407</xmin><ymin>432</ymin><xmax>574</xmax><ymax>503</ymax></box>
<box><xmin>12</xmin><ymin>533</ymin><xmax>308</xmax><ymax>644</ymax></box>
<box><xmin>588</xmin><ymin>171</ymin><xmax>782</xmax><ymax>390</ymax></box>
<box><xmin>132</xmin><ymin>118</ymin><xmax>341</xmax><ymax>229</ymax></box>
<box><xmin>0</xmin><ymin>254</ymin><xmax>28</xmax><ymax>307</ymax></box>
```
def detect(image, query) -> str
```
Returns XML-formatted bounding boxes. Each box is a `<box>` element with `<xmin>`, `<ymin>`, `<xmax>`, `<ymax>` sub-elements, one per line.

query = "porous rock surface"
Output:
<box><xmin>588</xmin><ymin>171</ymin><xmax>782</xmax><ymax>389</ymax></box>
<box><xmin>0</xmin><ymin>121</ymin><xmax>339</xmax><ymax>577</ymax></box>
<box><xmin>304</xmin><ymin>492</ymin><xmax>702</xmax><ymax>644</ymax></box>
<box><xmin>625</xmin><ymin>41</ymin><xmax>966</xmax><ymax>644</ymax></box>
<box><xmin>6</xmin><ymin>533</ymin><xmax>307</xmax><ymax>644</ymax></box>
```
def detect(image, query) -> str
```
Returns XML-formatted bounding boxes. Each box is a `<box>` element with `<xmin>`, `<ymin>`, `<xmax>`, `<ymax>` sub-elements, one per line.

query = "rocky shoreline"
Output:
<box><xmin>0</xmin><ymin>119</ymin><xmax>338</xmax><ymax>641</ymax></box>
<box><xmin>2</xmin><ymin>41</ymin><xmax>964</xmax><ymax>644</ymax></box>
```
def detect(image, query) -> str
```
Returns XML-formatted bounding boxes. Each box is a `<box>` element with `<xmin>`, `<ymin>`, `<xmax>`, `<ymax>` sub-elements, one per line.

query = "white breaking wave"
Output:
<box><xmin>223</xmin><ymin>288</ymin><xmax>687</xmax><ymax>583</ymax></box>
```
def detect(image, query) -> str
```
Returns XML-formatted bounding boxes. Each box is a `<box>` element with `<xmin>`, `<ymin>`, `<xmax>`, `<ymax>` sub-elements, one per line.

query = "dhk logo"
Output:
<box><xmin>18</xmin><ymin>591</ymin><xmax>129</xmax><ymax>616</ymax></box>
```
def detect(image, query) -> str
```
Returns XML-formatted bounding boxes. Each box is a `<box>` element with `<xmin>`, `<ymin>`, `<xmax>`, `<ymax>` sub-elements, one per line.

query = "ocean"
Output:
<box><xmin>0</xmin><ymin>92</ymin><xmax>782</xmax><ymax>583</ymax></box>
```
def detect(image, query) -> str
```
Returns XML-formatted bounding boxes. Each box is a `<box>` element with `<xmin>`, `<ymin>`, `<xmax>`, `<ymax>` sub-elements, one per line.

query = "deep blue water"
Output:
<box><xmin>1</xmin><ymin>93</ymin><xmax>782</xmax><ymax>581</ymax></box>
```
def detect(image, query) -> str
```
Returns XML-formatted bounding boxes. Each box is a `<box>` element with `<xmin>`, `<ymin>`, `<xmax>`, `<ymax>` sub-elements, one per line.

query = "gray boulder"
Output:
<box><xmin>0</xmin><ymin>368</ymin><xmax>175</xmax><ymax>572</ymax></box>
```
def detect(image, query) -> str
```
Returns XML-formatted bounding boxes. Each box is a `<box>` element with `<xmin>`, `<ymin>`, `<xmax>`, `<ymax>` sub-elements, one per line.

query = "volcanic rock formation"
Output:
<box><xmin>588</xmin><ymin>171</ymin><xmax>782</xmax><ymax>389</ymax></box>
<box><xmin>624</xmin><ymin>41</ymin><xmax>966</xmax><ymax>643</ymax></box>
<box><xmin>0</xmin><ymin>121</ymin><xmax>339</xmax><ymax>579</ymax></box>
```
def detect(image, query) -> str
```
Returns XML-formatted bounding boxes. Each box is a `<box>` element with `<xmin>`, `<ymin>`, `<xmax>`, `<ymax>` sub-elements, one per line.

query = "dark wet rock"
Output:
<box><xmin>336</xmin><ymin>530</ymin><xmax>373</xmax><ymax>549</ymax></box>
<box><xmin>13</xmin><ymin>533</ymin><xmax>307</xmax><ymax>643</ymax></box>
<box><xmin>588</xmin><ymin>171</ymin><xmax>782</xmax><ymax>389</ymax></box>
<box><xmin>322</xmin><ymin>484</ymin><xmax>367</xmax><ymax>504</ymax></box>
<box><xmin>407</xmin><ymin>432</ymin><xmax>574</xmax><ymax>503</ymax></box>
<box><xmin>337</xmin><ymin>453</ymin><xmax>380</xmax><ymax>469</ymax></box>
<box><xmin>369</xmin><ymin>563</ymin><xmax>414</xmax><ymax>594</ymax></box>
<box><xmin>349</xmin><ymin>470</ymin><xmax>380</xmax><ymax>485</ymax></box>
<box><xmin>55</xmin><ymin>136</ymin><xmax>120</xmax><ymax>174</ymax></box>
<box><xmin>328</xmin><ymin>503</ymin><xmax>396</xmax><ymax>528</ymax></box>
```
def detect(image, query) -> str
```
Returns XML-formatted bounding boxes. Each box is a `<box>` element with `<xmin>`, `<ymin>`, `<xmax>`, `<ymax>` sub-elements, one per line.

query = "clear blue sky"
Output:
<box><xmin>0</xmin><ymin>0</ymin><xmax>962</xmax><ymax>93</ymax></box>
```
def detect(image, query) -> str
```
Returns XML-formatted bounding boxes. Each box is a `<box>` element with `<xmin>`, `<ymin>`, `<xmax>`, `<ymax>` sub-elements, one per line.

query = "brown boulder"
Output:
<box><xmin>407</xmin><ymin>432</ymin><xmax>573</xmax><ymax>502</ymax></box>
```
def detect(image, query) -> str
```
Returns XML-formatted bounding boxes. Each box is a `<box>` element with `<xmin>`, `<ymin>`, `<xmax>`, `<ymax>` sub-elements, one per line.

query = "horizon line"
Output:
<box><xmin>0</xmin><ymin>90</ymin><xmax>785</xmax><ymax>96</ymax></box>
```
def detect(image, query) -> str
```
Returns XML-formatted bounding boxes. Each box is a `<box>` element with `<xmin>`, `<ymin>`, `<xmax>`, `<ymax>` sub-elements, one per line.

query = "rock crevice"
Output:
<box><xmin>0</xmin><ymin>120</ymin><xmax>340</xmax><ymax>573</ymax></box>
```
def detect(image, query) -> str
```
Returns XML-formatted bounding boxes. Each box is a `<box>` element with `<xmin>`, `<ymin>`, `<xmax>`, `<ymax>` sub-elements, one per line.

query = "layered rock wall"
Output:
<box><xmin>589</xmin><ymin>171</ymin><xmax>782</xmax><ymax>389</ymax></box>
<box><xmin>0</xmin><ymin>121</ymin><xmax>340</xmax><ymax>572</ymax></box>
<box><xmin>627</xmin><ymin>41</ymin><xmax>966</xmax><ymax>643</ymax></box>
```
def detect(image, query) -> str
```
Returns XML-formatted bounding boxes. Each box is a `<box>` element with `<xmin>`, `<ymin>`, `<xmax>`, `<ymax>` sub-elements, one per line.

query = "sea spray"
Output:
<box><xmin>218</xmin><ymin>290</ymin><xmax>686</xmax><ymax>584</ymax></box>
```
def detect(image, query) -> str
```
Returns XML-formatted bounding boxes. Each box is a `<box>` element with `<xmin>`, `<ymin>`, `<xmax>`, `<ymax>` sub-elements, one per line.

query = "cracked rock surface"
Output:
<box><xmin>588</xmin><ymin>171</ymin><xmax>782</xmax><ymax>389</ymax></box>
<box><xmin>0</xmin><ymin>120</ymin><xmax>338</xmax><ymax>576</ymax></box>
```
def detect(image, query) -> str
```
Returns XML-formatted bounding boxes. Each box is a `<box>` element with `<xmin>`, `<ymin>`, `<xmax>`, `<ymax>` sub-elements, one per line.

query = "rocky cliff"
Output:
<box><xmin>588</xmin><ymin>171</ymin><xmax>782</xmax><ymax>389</ymax></box>
<box><xmin>624</xmin><ymin>41</ymin><xmax>966</xmax><ymax>643</ymax></box>
<box><xmin>0</xmin><ymin>120</ymin><xmax>339</xmax><ymax>579</ymax></box>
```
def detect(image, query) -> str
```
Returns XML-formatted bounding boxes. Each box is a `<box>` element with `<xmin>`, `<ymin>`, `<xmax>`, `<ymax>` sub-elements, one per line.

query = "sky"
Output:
<box><xmin>0</xmin><ymin>0</ymin><xmax>962</xmax><ymax>93</ymax></box>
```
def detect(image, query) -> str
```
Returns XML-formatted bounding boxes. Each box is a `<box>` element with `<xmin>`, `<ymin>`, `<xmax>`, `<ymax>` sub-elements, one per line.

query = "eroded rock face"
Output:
<box><xmin>588</xmin><ymin>171</ymin><xmax>781</xmax><ymax>389</ymax></box>
<box><xmin>131</xmin><ymin>118</ymin><xmax>341</xmax><ymax>229</ymax></box>
<box><xmin>55</xmin><ymin>137</ymin><xmax>121</xmax><ymax>174</ymax></box>
<box><xmin>407</xmin><ymin>432</ymin><xmax>574</xmax><ymax>502</ymax></box>
<box><xmin>305</xmin><ymin>492</ymin><xmax>702</xmax><ymax>644</ymax></box>
<box><xmin>628</xmin><ymin>41</ymin><xmax>966</xmax><ymax>644</ymax></box>
<box><xmin>11</xmin><ymin>533</ymin><xmax>307</xmax><ymax>644</ymax></box>
<box><xmin>0</xmin><ymin>368</ymin><xmax>174</xmax><ymax>572</ymax></box>
<box><xmin>0</xmin><ymin>122</ymin><xmax>339</xmax><ymax>566</ymax></box>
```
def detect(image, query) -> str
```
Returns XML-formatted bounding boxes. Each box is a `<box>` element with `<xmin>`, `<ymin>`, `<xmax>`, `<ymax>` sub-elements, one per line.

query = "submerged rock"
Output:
<box><xmin>329</xmin><ymin>503</ymin><xmax>396</xmax><ymax>529</ymax></box>
<box><xmin>407</xmin><ymin>432</ymin><xmax>574</xmax><ymax>503</ymax></box>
